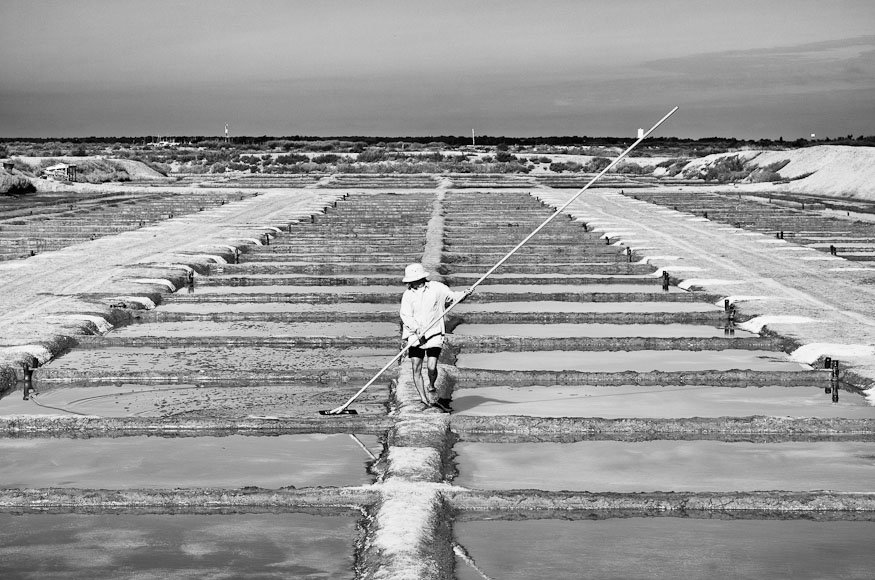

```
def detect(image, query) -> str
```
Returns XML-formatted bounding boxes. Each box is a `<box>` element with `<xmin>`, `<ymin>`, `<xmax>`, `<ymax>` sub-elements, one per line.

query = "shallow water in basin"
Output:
<box><xmin>454</xmin><ymin>440</ymin><xmax>875</xmax><ymax>492</ymax></box>
<box><xmin>112</xmin><ymin>321</ymin><xmax>400</xmax><ymax>338</ymax></box>
<box><xmin>452</xmin><ymin>384</ymin><xmax>874</xmax><ymax>418</ymax></box>
<box><xmin>156</xmin><ymin>300</ymin><xmax>720</xmax><ymax>315</ymax></box>
<box><xmin>455</xmin><ymin>519</ymin><xmax>875</xmax><ymax>580</ymax></box>
<box><xmin>456</xmin><ymin>350</ymin><xmax>805</xmax><ymax>372</ymax></box>
<box><xmin>1</xmin><ymin>434</ymin><xmax>378</xmax><ymax>488</ymax></box>
<box><xmin>475</xmin><ymin>283</ymin><xmax>684</xmax><ymax>293</ymax></box>
<box><xmin>157</xmin><ymin>302</ymin><xmax>397</xmax><ymax>314</ymax></box>
<box><xmin>455</xmin><ymin>272</ymin><xmax>656</xmax><ymax>280</ymax></box>
<box><xmin>0</xmin><ymin>512</ymin><xmax>356</xmax><ymax>580</ymax></box>
<box><xmin>43</xmin><ymin>346</ymin><xmax>394</xmax><ymax>372</ymax></box>
<box><xmin>1</xmin><ymin>383</ymin><xmax>388</xmax><ymax>418</ymax></box>
<box><xmin>189</xmin><ymin>285</ymin><xmax>399</xmax><ymax>294</ymax></box>
<box><xmin>455</xmin><ymin>301</ymin><xmax>720</xmax><ymax>313</ymax></box>
<box><xmin>452</xmin><ymin>323</ymin><xmax>751</xmax><ymax>338</ymax></box>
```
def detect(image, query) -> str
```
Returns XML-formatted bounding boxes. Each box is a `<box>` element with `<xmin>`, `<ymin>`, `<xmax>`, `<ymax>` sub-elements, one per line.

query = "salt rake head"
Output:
<box><xmin>318</xmin><ymin>407</ymin><xmax>358</xmax><ymax>416</ymax></box>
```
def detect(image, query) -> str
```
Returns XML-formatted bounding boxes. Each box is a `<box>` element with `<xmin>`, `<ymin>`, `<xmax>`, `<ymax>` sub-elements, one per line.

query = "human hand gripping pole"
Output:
<box><xmin>319</xmin><ymin>106</ymin><xmax>678</xmax><ymax>415</ymax></box>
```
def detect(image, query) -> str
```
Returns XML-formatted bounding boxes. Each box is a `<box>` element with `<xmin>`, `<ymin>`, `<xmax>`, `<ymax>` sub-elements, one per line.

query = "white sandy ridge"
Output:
<box><xmin>680</xmin><ymin>145</ymin><xmax>875</xmax><ymax>200</ymax></box>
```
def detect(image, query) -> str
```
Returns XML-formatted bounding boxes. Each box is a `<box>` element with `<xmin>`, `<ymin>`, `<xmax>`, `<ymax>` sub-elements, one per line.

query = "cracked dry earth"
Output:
<box><xmin>1</xmin><ymin>176</ymin><xmax>874</xmax><ymax>579</ymax></box>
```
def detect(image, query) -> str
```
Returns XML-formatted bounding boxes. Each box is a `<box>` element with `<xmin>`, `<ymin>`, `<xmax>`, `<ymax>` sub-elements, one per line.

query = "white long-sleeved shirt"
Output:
<box><xmin>399</xmin><ymin>280</ymin><xmax>465</xmax><ymax>349</ymax></box>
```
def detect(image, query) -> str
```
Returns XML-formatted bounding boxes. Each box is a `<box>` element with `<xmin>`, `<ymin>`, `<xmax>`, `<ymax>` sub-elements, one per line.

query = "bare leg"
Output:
<box><xmin>426</xmin><ymin>355</ymin><xmax>439</xmax><ymax>392</ymax></box>
<box><xmin>409</xmin><ymin>356</ymin><xmax>430</xmax><ymax>405</ymax></box>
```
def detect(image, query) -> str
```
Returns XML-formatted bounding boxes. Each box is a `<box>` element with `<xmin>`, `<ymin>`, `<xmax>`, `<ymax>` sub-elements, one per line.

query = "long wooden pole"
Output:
<box><xmin>325</xmin><ymin>106</ymin><xmax>678</xmax><ymax>414</ymax></box>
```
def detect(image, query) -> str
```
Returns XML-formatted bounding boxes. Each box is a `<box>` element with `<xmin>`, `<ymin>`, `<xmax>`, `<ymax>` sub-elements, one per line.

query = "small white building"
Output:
<box><xmin>44</xmin><ymin>163</ymin><xmax>77</xmax><ymax>181</ymax></box>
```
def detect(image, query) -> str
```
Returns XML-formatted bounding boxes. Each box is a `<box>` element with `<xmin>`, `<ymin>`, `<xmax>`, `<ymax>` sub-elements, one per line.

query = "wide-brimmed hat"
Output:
<box><xmin>402</xmin><ymin>263</ymin><xmax>429</xmax><ymax>283</ymax></box>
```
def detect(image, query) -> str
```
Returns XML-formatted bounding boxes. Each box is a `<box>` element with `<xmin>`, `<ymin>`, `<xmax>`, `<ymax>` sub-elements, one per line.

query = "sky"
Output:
<box><xmin>1</xmin><ymin>0</ymin><xmax>874</xmax><ymax>139</ymax></box>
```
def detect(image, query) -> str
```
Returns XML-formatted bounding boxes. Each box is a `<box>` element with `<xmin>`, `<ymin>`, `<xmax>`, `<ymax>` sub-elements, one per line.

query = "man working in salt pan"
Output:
<box><xmin>400</xmin><ymin>263</ymin><xmax>472</xmax><ymax>410</ymax></box>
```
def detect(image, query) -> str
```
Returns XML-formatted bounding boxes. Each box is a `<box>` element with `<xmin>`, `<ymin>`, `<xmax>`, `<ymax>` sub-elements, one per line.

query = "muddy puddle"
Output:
<box><xmin>454</xmin><ymin>440</ymin><xmax>875</xmax><ymax>492</ymax></box>
<box><xmin>455</xmin><ymin>519</ymin><xmax>875</xmax><ymax>580</ymax></box>
<box><xmin>452</xmin><ymin>323</ymin><xmax>750</xmax><ymax>338</ymax></box>
<box><xmin>2</xmin><ymin>434</ymin><xmax>378</xmax><ymax>488</ymax></box>
<box><xmin>0</xmin><ymin>512</ymin><xmax>356</xmax><ymax>579</ymax></box>
<box><xmin>111</xmin><ymin>321</ymin><xmax>400</xmax><ymax>338</ymax></box>
<box><xmin>455</xmin><ymin>301</ymin><xmax>720</xmax><ymax>313</ymax></box>
<box><xmin>42</xmin><ymin>346</ymin><xmax>395</xmax><ymax>372</ymax></box>
<box><xmin>452</xmin><ymin>384</ymin><xmax>874</xmax><ymax>418</ymax></box>
<box><xmin>456</xmin><ymin>350</ymin><xmax>805</xmax><ymax>372</ymax></box>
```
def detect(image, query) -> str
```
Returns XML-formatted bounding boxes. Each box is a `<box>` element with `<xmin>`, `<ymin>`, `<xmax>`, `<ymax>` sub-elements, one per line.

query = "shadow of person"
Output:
<box><xmin>450</xmin><ymin>394</ymin><xmax>516</xmax><ymax>412</ymax></box>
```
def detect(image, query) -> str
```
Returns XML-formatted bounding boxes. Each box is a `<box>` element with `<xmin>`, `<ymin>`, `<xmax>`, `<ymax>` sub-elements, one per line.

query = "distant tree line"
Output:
<box><xmin>3</xmin><ymin>134</ymin><xmax>875</xmax><ymax>149</ymax></box>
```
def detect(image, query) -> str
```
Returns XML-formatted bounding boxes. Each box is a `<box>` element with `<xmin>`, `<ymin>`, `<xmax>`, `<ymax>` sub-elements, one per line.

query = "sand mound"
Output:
<box><xmin>0</xmin><ymin>168</ymin><xmax>35</xmax><ymax>194</ymax></box>
<box><xmin>677</xmin><ymin>146</ymin><xmax>875</xmax><ymax>201</ymax></box>
<box><xmin>14</xmin><ymin>156</ymin><xmax>167</xmax><ymax>181</ymax></box>
<box><xmin>110</xmin><ymin>158</ymin><xmax>168</xmax><ymax>179</ymax></box>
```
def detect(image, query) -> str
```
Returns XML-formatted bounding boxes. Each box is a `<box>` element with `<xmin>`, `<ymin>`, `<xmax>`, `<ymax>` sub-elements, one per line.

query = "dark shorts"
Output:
<box><xmin>408</xmin><ymin>346</ymin><xmax>442</xmax><ymax>359</ymax></box>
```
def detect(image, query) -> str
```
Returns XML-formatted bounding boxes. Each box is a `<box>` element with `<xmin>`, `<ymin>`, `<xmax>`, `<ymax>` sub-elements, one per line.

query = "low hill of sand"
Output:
<box><xmin>7</xmin><ymin>156</ymin><xmax>168</xmax><ymax>192</ymax></box>
<box><xmin>0</xmin><ymin>167</ymin><xmax>36</xmax><ymax>194</ymax></box>
<box><xmin>14</xmin><ymin>156</ymin><xmax>167</xmax><ymax>180</ymax></box>
<box><xmin>678</xmin><ymin>145</ymin><xmax>875</xmax><ymax>201</ymax></box>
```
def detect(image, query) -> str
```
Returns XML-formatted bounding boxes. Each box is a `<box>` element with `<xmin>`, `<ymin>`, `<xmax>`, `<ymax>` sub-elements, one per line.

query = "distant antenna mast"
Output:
<box><xmin>472</xmin><ymin>128</ymin><xmax>475</xmax><ymax>147</ymax></box>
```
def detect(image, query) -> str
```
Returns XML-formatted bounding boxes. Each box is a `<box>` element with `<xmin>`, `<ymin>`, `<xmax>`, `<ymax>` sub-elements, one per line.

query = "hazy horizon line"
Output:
<box><xmin>3</xmin><ymin>133</ymin><xmax>870</xmax><ymax>143</ymax></box>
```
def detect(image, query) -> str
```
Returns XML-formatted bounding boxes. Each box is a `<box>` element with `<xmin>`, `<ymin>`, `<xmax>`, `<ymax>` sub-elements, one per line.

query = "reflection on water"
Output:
<box><xmin>1</xmin><ymin>434</ymin><xmax>378</xmax><ymax>489</ymax></box>
<box><xmin>452</xmin><ymin>385</ymin><xmax>874</xmax><ymax>418</ymax></box>
<box><xmin>455</xmin><ymin>519</ymin><xmax>875</xmax><ymax>580</ymax></box>
<box><xmin>0</xmin><ymin>513</ymin><xmax>356</xmax><ymax>580</ymax></box>
<box><xmin>456</xmin><ymin>301</ymin><xmax>719</xmax><ymax>313</ymax></box>
<box><xmin>455</xmin><ymin>440</ymin><xmax>875</xmax><ymax>492</ymax></box>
